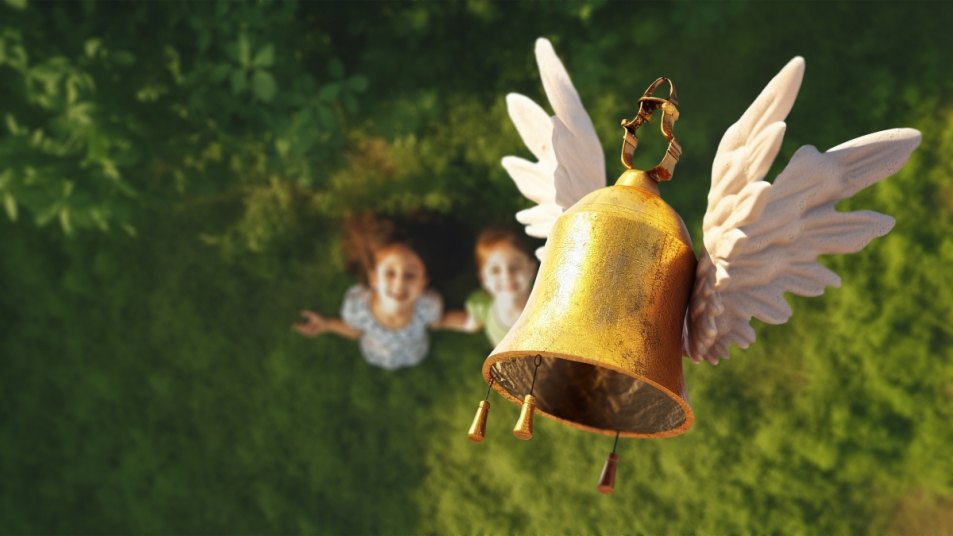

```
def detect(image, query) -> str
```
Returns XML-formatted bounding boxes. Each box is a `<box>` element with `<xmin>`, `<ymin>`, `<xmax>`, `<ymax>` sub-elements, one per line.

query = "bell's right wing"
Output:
<box><xmin>502</xmin><ymin>38</ymin><xmax>606</xmax><ymax>256</ymax></box>
<box><xmin>685</xmin><ymin>57</ymin><xmax>921</xmax><ymax>364</ymax></box>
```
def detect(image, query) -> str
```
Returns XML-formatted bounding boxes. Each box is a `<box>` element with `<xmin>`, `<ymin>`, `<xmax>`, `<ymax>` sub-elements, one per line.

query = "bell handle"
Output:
<box><xmin>620</xmin><ymin>77</ymin><xmax>681</xmax><ymax>182</ymax></box>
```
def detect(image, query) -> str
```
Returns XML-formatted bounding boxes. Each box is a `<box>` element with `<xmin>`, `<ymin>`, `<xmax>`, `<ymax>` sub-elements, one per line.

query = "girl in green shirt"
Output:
<box><xmin>444</xmin><ymin>229</ymin><xmax>538</xmax><ymax>346</ymax></box>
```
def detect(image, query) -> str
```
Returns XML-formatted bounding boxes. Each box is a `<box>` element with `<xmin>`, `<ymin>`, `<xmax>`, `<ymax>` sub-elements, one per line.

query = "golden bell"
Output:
<box><xmin>482</xmin><ymin>168</ymin><xmax>697</xmax><ymax>438</ymax></box>
<box><xmin>512</xmin><ymin>394</ymin><xmax>537</xmax><ymax>440</ymax></box>
<box><xmin>467</xmin><ymin>400</ymin><xmax>491</xmax><ymax>443</ymax></box>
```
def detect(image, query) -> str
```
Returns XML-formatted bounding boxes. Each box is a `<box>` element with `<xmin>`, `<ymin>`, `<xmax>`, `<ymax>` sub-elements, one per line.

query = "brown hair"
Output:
<box><xmin>474</xmin><ymin>227</ymin><xmax>533</xmax><ymax>270</ymax></box>
<box><xmin>342</xmin><ymin>212</ymin><xmax>431</xmax><ymax>286</ymax></box>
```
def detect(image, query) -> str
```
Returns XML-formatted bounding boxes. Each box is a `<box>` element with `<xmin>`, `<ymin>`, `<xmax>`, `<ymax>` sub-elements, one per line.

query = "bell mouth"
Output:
<box><xmin>483</xmin><ymin>351</ymin><xmax>694</xmax><ymax>438</ymax></box>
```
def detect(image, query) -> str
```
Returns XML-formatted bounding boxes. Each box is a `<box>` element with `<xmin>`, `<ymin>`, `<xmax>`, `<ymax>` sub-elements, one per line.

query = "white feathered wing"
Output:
<box><xmin>501</xmin><ymin>38</ymin><xmax>606</xmax><ymax>257</ymax></box>
<box><xmin>685</xmin><ymin>57</ymin><xmax>921</xmax><ymax>364</ymax></box>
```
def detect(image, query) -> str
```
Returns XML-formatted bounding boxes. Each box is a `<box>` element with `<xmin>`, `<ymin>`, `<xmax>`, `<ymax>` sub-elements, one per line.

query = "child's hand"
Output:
<box><xmin>293</xmin><ymin>310</ymin><xmax>327</xmax><ymax>336</ymax></box>
<box><xmin>436</xmin><ymin>310</ymin><xmax>482</xmax><ymax>332</ymax></box>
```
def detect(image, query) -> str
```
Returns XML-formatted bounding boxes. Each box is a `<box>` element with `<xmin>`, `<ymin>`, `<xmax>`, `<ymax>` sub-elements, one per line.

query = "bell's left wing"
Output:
<box><xmin>502</xmin><ymin>38</ymin><xmax>606</xmax><ymax>256</ymax></box>
<box><xmin>685</xmin><ymin>57</ymin><xmax>921</xmax><ymax>364</ymax></box>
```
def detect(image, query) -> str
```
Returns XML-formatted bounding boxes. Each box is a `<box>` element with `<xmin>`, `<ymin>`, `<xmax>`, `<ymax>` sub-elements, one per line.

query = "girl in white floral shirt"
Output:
<box><xmin>294</xmin><ymin>214</ymin><xmax>448</xmax><ymax>370</ymax></box>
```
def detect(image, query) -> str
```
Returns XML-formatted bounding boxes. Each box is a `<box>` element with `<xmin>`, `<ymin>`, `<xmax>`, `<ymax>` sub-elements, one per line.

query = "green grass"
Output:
<box><xmin>3</xmin><ymin>158</ymin><xmax>952</xmax><ymax>533</ymax></box>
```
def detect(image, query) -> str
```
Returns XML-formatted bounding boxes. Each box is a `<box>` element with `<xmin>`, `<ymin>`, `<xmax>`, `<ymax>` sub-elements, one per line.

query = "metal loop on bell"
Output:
<box><xmin>620</xmin><ymin>77</ymin><xmax>681</xmax><ymax>182</ymax></box>
<box><xmin>530</xmin><ymin>354</ymin><xmax>542</xmax><ymax>393</ymax></box>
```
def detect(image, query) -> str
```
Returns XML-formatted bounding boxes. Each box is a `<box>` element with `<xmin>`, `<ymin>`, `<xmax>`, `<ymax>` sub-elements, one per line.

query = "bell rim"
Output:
<box><xmin>482</xmin><ymin>350</ymin><xmax>695</xmax><ymax>439</ymax></box>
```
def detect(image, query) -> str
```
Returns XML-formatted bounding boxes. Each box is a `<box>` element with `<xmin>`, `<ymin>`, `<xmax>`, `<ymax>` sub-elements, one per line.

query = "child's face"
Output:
<box><xmin>480</xmin><ymin>244</ymin><xmax>536</xmax><ymax>299</ymax></box>
<box><xmin>370</xmin><ymin>246</ymin><xmax>427</xmax><ymax>309</ymax></box>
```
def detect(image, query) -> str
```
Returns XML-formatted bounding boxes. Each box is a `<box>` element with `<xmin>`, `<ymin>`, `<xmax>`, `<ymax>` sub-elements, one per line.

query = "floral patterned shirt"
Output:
<box><xmin>341</xmin><ymin>285</ymin><xmax>443</xmax><ymax>370</ymax></box>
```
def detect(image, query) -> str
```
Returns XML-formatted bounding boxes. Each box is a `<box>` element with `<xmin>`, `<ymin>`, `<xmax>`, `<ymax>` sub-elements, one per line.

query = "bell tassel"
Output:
<box><xmin>513</xmin><ymin>355</ymin><xmax>542</xmax><ymax>441</ymax></box>
<box><xmin>468</xmin><ymin>378</ymin><xmax>495</xmax><ymax>443</ymax></box>
<box><xmin>468</xmin><ymin>400</ymin><xmax>491</xmax><ymax>443</ymax></box>
<box><xmin>512</xmin><ymin>394</ymin><xmax>536</xmax><ymax>440</ymax></box>
<box><xmin>597</xmin><ymin>432</ymin><xmax>620</xmax><ymax>495</ymax></box>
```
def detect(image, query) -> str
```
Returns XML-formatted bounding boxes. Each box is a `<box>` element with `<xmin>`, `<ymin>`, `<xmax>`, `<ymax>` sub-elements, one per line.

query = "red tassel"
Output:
<box><xmin>597</xmin><ymin>452</ymin><xmax>619</xmax><ymax>495</ymax></box>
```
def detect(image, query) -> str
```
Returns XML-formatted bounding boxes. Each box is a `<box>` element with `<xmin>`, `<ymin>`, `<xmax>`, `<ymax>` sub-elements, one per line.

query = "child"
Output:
<box><xmin>293</xmin><ymin>213</ymin><xmax>444</xmax><ymax>370</ymax></box>
<box><xmin>444</xmin><ymin>228</ymin><xmax>538</xmax><ymax>346</ymax></box>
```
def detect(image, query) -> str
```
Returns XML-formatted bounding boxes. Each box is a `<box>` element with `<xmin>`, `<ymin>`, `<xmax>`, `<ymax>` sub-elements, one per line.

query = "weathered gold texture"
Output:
<box><xmin>512</xmin><ymin>394</ymin><xmax>536</xmax><ymax>440</ymax></box>
<box><xmin>483</xmin><ymin>179</ymin><xmax>697</xmax><ymax>438</ymax></box>
<box><xmin>468</xmin><ymin>400</ymin><xmax>490</xmax><ymax>443</ymax></box>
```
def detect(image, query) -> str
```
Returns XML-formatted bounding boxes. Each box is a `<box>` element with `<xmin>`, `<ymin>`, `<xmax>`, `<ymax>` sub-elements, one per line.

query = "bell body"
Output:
<box><xmin>483</xmin><ymin>172</ymin><xmax>697</xmax><ymax>438</ymax></box>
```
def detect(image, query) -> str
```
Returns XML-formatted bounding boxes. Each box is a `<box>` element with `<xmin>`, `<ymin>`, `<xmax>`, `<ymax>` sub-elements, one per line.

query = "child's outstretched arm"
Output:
<box><xmin>434</xmin><ymin>310</ymin><xmax>482</xmax><ymax>332</ymax></box>
<box><xmin>293</xmin><ymin>310</ymin><xmax>361</xmax><ymax>339</ymax></box>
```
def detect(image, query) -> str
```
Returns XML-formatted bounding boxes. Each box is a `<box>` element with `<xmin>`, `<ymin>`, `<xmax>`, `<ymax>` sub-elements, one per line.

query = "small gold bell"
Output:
<box><xmin>513</xmin><ymin>394</ymin><xmax>536</xmax><ymax>440</ymax></box>
<box><xmin>468</xmin><ymin>400</ymin><xmax>491</xmax><ymax>443</ymax></box>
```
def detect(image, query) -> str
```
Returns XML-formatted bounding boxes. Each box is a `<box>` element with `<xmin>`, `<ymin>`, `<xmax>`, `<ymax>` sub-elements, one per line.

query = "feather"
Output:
<box><xmin>685</xmin><ymin>57</ymin><xmax>920</xmax><ymax>364</ymax></box>
<box><xmin>501</xmin><ymin>38</ymin><xmax>607</xmax><ymax>248</ymax></box>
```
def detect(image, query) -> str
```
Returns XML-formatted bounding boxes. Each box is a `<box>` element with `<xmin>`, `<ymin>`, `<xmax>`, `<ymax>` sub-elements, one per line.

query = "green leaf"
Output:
<box><xmin>252</xmin><ymin>70</ymin><xmax>277</xmax><ymax>102</ymax></box>
<box><xmin>59</xmin><ymin>206</ymin><xmax>73</xmax><ymax>235</ymax></box>
<box><xmin>90</xmin><ymin>208</ymin><xmax>109</xmax><ymax>231</ymax></box>
<box><xmin>348</xmin><ymin>75</ymin><xmax>368</xmax><ymax>92</ymax></box>
<box><xmin>35</xmin><ymin>203</ymin><xmax>61</xmax><ymax>226</ymax></box>
<box><xmin>111</xmin><ymin>51</ymin><xmax>135</xmax><ymax>65</ymax></box>
<box><xmin>5</xmin><ymin>114</ymin><xmax>19</xmax><ymax>135</ymax></box>
<box><xmin>343</xmin><ymin>94</ymin><xmax>358</xmax><ymax>114</ymax></box>
<box><xmin>328</xmin><ymin>58</ymin><xmax>344</xmax><ymax>79</ymax></box>
<box><xmin>210</xmin><ymin>63</ymin><xmax>231</xmax><ymax>83</ymax></box>
<box><xmin>66</xmin><ymin>79</ymin><xmax>78</xmax><ymax>103</ymax></box>
<box><xmin>317</xmin><ymin>106</ymin><xmax>335</xmax><ymax>129</ymax></box>
<box><xmin>164</xmin><ymin>46</ymin><xmax>183</xmax><ymax>83</ymax></box>
<box><xmin>84</xmin><ymin>38</ymin><xmax>102</xmax><ymax>58</ymax></box>
<box><xmin>198</xmin><ymin>32</ymin><xmax>211</xmax><ymax>53</ymax></box>
<box><xmin>230</xmin><ymin>69</ymin><xmax>247</xmax><ymax>94</ymax></box>
<box><xmin>112</xmin><ymin>178</ymin><xmax>138</xmax><ymax>198</ymax></box>
<box><xmin>4</xmin><ymin>0</ymin><xmax>27</xmax><ymax>10</ymax></box>
<box><xmin>275</xmin><ymin>138</ymin><xmax>290</xmax><ymax>156</ymax></box>
<box><xmin>237</xmin><ymin>34</ymin><xmax>251</xmax><ymax>66</ymax></box>
<box><xmin>67</xmin><ymin>102</ymin><xmax>93</xmax><ymax>124</ymax></box>
<box><xmin>253</xmin><ymin>44</ymin><xmax>274</xmax><ymax>68</ymax></box>
<box><xmin>317</xmin><ymin>83</ymin><xmax>340</xmax><ymax>102</ymax></box>
<box><xmin>113</xmin><ymin>144</ymin><xmax>142</xmax><ymax>167</ymax></box>
<box><xmin>3</xmin><ymin>193</ymin><xmax>17</xmax><ymax>222</ymax></box>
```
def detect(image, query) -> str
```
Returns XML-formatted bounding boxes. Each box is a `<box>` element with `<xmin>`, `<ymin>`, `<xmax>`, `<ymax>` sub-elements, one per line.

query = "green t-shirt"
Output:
<box><xmin>465</xmin><ymin>290</ymin><xmax>509</xmax><ymax>347</ymax></box>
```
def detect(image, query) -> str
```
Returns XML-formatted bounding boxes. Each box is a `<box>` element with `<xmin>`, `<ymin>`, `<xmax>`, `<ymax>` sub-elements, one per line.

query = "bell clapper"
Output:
<box><xmin>468</xmin><ymin>377</ymin><xmax>495</xmax><ymax>443</ymax></box>
<box><xmin>513</xmin><ymin>355</ymin><xmax>543</xmax><ymax>440</ymax></box>
<box><xmin>597</xmin><ymin>431</ymin><xmax>621</xmax><ymax>495</ymax></box>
